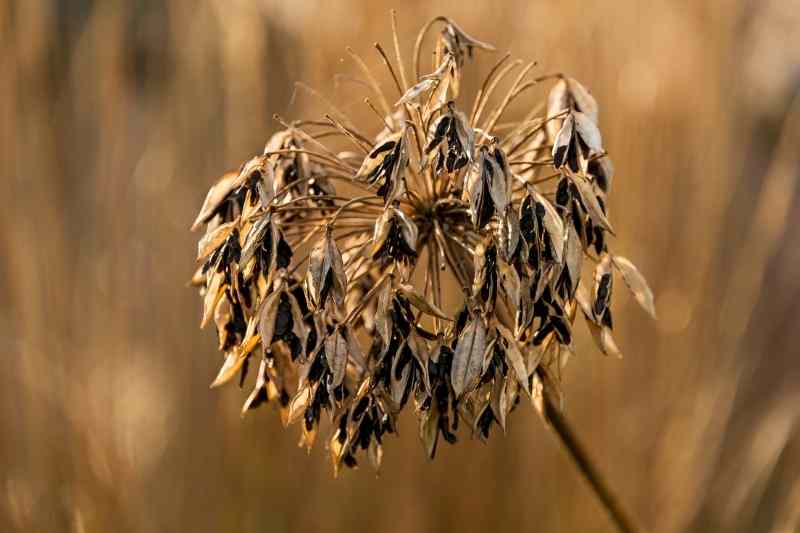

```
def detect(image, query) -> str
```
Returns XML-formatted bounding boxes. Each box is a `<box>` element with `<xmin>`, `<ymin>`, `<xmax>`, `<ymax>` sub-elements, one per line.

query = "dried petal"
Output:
<box><xmin>573</xmin><ymin>111</ymin><xmax>603</xmax><ymax>154</ymax></box>
<box><xmin>209</xmin><ymin>351</ymin><xmax>247</xmax><ymax>389</ymax></box>
<box><xmin>552</xmin><ymin>113</ymin><xmax>575</xmax><ymax>169</ymax></box>
<box><xmin>371</xmin><ymin>210</ymin><xmax>393</xmax><ymax>256</ymax></box>
<box><xmin>397</xmin><ymin>284</ymin><xmax>449</xmax><ymax>320</ymax></box>
<box><xmin>612</xmin><ymin>256</ymin><xmax>656</xmax><ymax>318</ymax></box>
<box><xmin>564</xmin><ymin>224</ymin><xmax>583</xmax><ymax>293</ymax></box>
<box><xmin>567</xmin><ymin>78</ymin><xmax>598</xmax><ymax>123</ymax></box>
<box><xmin>324</xmin><ymin>328</ymin><xmax>349</xmax><ymax>387</ymax></box>
<box><xmin>534</xmin><ymin>191</ymin><xmax>565</xmax><ymax>264</ymax></box>
<box><xmin>497</xmin><ymin>324</ymin><xmax>529</xmax><ymax>392</ymax></box>
<box><xmin>593</xmin><ymin>254</ymin><xmax>613</xmax><ymax>318</ymax></box>
<box><xmin>419</xmin><ymin>407</ymin><xmax>440</xmax><ymax>459</ymax></box>
<box><xmin>201</xmin><ymin>270</ymin><xmax>224</xmax><ymax>328</ymax></box>
<box><xmin>397</xmin><ymin>77</ymin><xmax>438</xmax><ymax>106</ymax></box>
<box><xmin>258</xmin><ymin>290</ymin><xmax>283</xmax><ymax>349</ymax></box>
<box><xmin>197</xmin><ymin>221</ymin><xmax>236</xmax><ymax>262</ymax></box>
<box><xmin>589</xmin><ymin>156</ymin><xmax>615</xmax><ymax>195</ymax></box>
<box><xmin>451</xmin><ymin>315</ymin><xmax>487</xmax><ymax>397</ymax></box>
<box><xmin>497</xmin><ymin>207</ymin><xmax>520</xmax><ymax>261</ymax></box>
<box><xmin>326</xmin><ymin>235</ymin><xmax>347</xmax><ymax>306</ymax></box>
<box><xmin>571</xmin><ymin>174</ymin><xmax>614</xmax><ymax>234</ymax></box>
<box><xmin>487</xmin><ymin>156</ymin><xmax>508</xmax><ymax>214</ymax></box>
<box><xmin>239</xmin><ymin>215</ymin><xmax>274</xmax><ymax>269</ymax></box>
<box><xmin>191</xmin><ymin>171</ymin><xmax>240</xmax><ymax>231</ymax></box>
<box><xmin>368</xmin><ymin>439</ymin><xmax>383</xmax><ymax>470</ymax></box>
<box><xmin>396</xmin><ymin>210</ymin><xmax>417</xmax><ymax>249</ymax></box>
<box><xmin>241</xmin><ymin>359</ymin><xmax>269</xmax><ymax>415</ymax></box>
<box><xmin>498</xmin><ymin>260</ymin><xmax>521</xmax><ymax>310</ymax></box>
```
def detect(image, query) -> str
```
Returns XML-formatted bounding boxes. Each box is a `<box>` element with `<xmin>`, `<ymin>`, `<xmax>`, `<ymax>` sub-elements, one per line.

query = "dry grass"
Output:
<box><xmin>2</xmin><ymin>1</ymin><xmax>800</xmax><ymax>532</ymax></box>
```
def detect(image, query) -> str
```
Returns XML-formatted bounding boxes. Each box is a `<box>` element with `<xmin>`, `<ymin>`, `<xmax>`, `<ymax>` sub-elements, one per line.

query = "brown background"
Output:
<box><xmin>2</xmin><ymin>0</ymin><xmax>800</xmax><ymax>531</ymax></box>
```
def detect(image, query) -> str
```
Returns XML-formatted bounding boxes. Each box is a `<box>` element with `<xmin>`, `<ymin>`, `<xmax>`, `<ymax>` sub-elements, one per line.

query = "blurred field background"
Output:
<box><xmin>3</xmin><ymin>0</ymin><xmax>800</xmax><ymax>531</ymax></box>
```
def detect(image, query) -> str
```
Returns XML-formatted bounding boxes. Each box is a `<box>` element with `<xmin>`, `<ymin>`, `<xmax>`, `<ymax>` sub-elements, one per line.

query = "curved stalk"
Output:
<box><xmin>539</xmin><ymin>379</ymin><xmax>642</xmax><ymax>533</ymax></box>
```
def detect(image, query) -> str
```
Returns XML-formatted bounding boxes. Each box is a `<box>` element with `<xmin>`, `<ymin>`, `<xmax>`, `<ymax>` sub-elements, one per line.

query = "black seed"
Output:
<box><xmin>520</xmin><ymin>196</ymin><xmax>536</xmax><ymax>242</ymax></box>
<box><xmin>533</xmin><ymin>322</ymin><xmax>554</xmax><ymax>346</ymax></box>
<box><xmin>602</xmin><ymin>307</ymin><xmax>613</xmax><ymax>329</ymax></box>
<box><xmin>478</xmin><ymin>408</ymin><xmax>494</xmax><ymax>439</ymax></box>
<box><xmin>370</xmin><ymin>140</ymin><xmax>396</xmax><ymax>158</ymax></box>
<box><xmin>274</xmin><ymin>294</ymin><xmax>293</xmax><ymax>338</ymax></box>
<box><xmin>304</xmin><ymin>407</ymin><xmax>316</xmax><ymax>431</ymax></box>
<box><xmin>276</xmin><ymin>236</ymin><xmax>293</xmax><ymax>269</ymax></box>
<box><xmin>593</xmin><ymin>227</ymin><xmax>605</xmax><ymax>255</ymax></box>
<box><xmin>554</xmin><ymin>145</ymin><xmax>569</xmax><ymax>168</ymax></box>
<box><xmin>594</xmin><ymin>273</ymin><xmax>612</xmax><ymax>316</ymax></box>
<box><xmin>353</xmin><ymin>397</ymin><xmax>370</xmax><ymax>420</ymax></box>
<box><xmin>556</xmin><ymin>177</ymin><xmax>571</xmax><ymax>208</ymax></box>
<box><xmin>279</xmin><ymin>388</ymin><xmax>290</xmax><ymax>407</ymax></box>
<box><xmin>551</xmin><ymin>316</ymin><xmax>572</xmax><ymax>345</ymax></box>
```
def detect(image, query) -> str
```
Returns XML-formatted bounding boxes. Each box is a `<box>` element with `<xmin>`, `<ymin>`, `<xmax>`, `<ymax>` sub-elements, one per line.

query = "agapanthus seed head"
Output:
<box><xmin>190</xmin><ymin>13</ymin><xmax>655</xmax><ymax>473</ymax></box>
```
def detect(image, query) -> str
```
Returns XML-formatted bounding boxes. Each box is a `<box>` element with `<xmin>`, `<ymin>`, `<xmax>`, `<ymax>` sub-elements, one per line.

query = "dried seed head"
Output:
<box><xmin>190</xmin><ymin>13</ymin><xmax>654</xmax><ymax>473</ymax></box>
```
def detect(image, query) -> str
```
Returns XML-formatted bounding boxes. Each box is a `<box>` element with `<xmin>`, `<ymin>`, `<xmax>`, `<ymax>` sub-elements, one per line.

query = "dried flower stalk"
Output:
<box><xmin>190</xmin><ymin>12</ymin><xmax>655</xmax><ymax>502</ymax></box>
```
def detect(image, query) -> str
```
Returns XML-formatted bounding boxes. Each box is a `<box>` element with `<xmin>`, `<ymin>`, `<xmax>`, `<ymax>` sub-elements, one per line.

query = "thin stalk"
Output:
<box><xmin>276</xmin><ymin>204</ymin><xmax>381</xmax><ymax>215</ymax></box>
<box><xmin>529</xmin><ymin>300</ymin><xmax>642</xmax><ymax>533</ymax></box>
<box><xmin>429</xmin><ymin>238</ymin><xmax>443</xmax><ymax>333</ymax></box>
<box><xmin>500</xmin><ymin>101</ymin><xmax>546</xmax><ymax>148</ymax></box>
<box><xmin>472</xmin><ymin>59</ymin><xmax>523</xmax><ymax>128</ymax></box>
<box><xmin>365</xmin><ymin>97</ymin><xmax>395</xmax><ymax>132</ymax></box>
<box><xmin>346</xmin><ymin>46</ymin><xmax>392</xmax><ymax>118</ymax></box>
<box><xmin>323</xmin><ymin>114</ymin><xmax>372</xmax><ymax>154</ymax></box>
<box><xmin>390</xmin><ymin>10</ymin><xmax>409</xmax><ymax>90</ymax></box>
<box><xmin>509</xmin><ymin>144</ymin><xmax>555</xmax><ymax>160</ymax></box>
<box><xmin>293</xmin><ymin>82</ymin><xmax>367</xmax><ymax>138</ymax></box>
<box><xmin>482</xmin><ymin>61</ymin><xmax>537</xmax><ymax>135</ymax></box>
<box><xmin>264</xmin><ymin>148</ymin><xmax>355</xmax><ymax>173</ymax></box>
<box><xmin>374</xmin><ymin>42</ymin><xmax>403</xmax><ymax>96</ymax></box>
<box><xmin>505</xmin><ymin>109</ymin><xmax>569</xmax><ymax>157</ymax></box>
<box><xmin>470</xmin><ymin>52</ymin><xmax>512</xmax><ymax>123</ymax></box>
<box><xmin>413</xmin><ymin>16</ymin><xmax>448</xmax><ymax>80</ymax></box>
<box><xmin>329</xmin><ymin>195</ymin><xmax>381</xmax><ymax>222</ymax></box>
<box><xmin>433</xmin><ymin>221</ymin><xmax>470</xmax><ymax>294</ymax></box>
<box><xmin>344</xmin><ymin>268</ymin><xmax>393</xmax><ymax>324</ymax></box>
<box><xmin>539</xmin><ymin>383</ymin><xmax>641</xmax><ymax>533</ymax></box>
<box><xmin>272</xmin><ymin>115</ymin><xmax>345</xmax><ymax>162</ymax></box>
<box><xmin>275</xmin><ymin>193</ymin><xmax>374</xmax><ymax>208</ymax></box>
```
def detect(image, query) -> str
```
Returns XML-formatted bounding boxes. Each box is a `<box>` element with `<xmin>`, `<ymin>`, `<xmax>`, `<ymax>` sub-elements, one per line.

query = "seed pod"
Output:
<box><xmin>552</xmin><ymin>111</ymin><xmax>604</xmax><ymax>174</ymax></box>
<box><xmin>465</xmin><ymin>146</ymin><xmax>506</xmax><ymax>228</ymax></box>
<box><xmin>612</xmin><ymin>255</ymin><xmax>657</xmax><ymax>319</ymax></box>
<box><xmin>305</xmin><ymin>228</ymin><xmax>347</xmax><ymax>310</ymax></box>
<box><xmin>356</xmin><ymin>129</ymin><xmax>409</xmax><ymax>205</ymax></box>
<box><xmin>593</xmin><ymin>254</ymin><xmax>613</xmax><ymax>319</ymax></box>
<box><xmin>451</xmin><ymin>314</ymin><xmax>487</xmax><ymax>398</ymax></box>
<box><xmin>425</xmin><ymin>104</ymin><xmax>475</xmax><ymax>173</ymax></box>
<box><xmin>472</xmin><ymin>241</ymin><xmax>499</xmax><ymax>313</ymax></box>
<box><xmin>371</xmin><ymin>207</ymin><xmax>418</xmax><ymax>263</ymax></box>
<box><xmin>192</xmin><ymin>171</ymin><xmax>241</xmax><ymax>231</ymax></box>
<box><xmin>439</xmin><ymin>20</ymin><xmax>495</xmax><ymax>69</ymax></box>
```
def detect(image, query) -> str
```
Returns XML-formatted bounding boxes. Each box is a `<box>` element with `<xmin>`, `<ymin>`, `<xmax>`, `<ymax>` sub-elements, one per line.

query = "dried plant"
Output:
<box><xmin>190</xmin><ymin>12</ymin><xmax>654</xmax><ymax>491</ymax></box>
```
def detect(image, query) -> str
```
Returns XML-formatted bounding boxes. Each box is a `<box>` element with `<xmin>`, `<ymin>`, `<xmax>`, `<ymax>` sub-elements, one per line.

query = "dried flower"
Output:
<box><xmin>190</xmin><ymin>13</ymin><xmax>654</xmax><ymax>474</ymax></box>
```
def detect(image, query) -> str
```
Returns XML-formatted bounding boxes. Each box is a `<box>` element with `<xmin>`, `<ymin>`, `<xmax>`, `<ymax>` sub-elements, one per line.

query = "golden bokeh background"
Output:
<box><xmin>3</xmin><ymin>1</ymin><xmax>800</xmax><ymax>531</ymax></box>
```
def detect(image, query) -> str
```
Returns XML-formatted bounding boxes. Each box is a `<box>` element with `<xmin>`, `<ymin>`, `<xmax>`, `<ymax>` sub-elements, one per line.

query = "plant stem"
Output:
<box><xmin>541</xmin><ymin>383</ymin><xmax>641</xmax><ymax>533</ymax></box>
